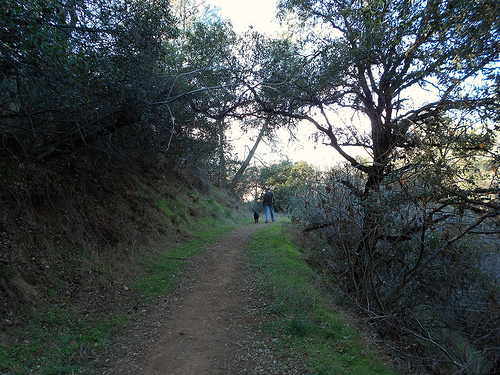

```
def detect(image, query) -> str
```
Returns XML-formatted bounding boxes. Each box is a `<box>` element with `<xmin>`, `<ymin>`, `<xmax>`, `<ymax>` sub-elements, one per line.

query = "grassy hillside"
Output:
<box><xmin>0</xmin><ymin>158</ymin><xmax>245</xmax><ymax>374</ymax></box>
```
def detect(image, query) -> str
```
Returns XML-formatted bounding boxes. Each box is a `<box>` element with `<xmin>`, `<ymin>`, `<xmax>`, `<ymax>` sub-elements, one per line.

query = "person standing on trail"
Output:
<box><xmin>262</xmin><ymin>188</ymin><xmax>275</xmax><ymax>223</ymax></box>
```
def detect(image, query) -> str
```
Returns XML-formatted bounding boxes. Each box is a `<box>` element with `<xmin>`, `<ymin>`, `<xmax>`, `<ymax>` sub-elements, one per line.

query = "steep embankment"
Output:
<box><xmin>0</xmin><ymin>159</ymin><xmax>243</xmax><ymax>373</ymax></box>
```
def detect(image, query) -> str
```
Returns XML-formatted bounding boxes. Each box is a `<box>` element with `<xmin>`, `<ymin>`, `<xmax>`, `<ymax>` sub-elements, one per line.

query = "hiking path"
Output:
<box><xmin>106</xmin><ymin>223</ymin><xmax>268</xmax><ymax>375</ymax></box>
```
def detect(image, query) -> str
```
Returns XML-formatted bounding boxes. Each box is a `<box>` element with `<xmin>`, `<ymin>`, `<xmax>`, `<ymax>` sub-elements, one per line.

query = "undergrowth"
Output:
<box><xmin>244</xmin><ymin>220</ymin><xmax>399</xmax><ymax>374</ymax></box>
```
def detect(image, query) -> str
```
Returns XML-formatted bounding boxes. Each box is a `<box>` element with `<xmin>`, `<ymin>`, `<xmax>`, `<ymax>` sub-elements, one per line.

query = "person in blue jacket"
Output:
<box><xmin>262</xmin><ymin>188</ymin><xmax>275</xmax><ymax>223</ymax></box>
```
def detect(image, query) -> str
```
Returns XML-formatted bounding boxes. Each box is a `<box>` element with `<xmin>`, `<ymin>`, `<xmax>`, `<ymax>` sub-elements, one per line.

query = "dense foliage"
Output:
<box><xmin>249</xmin><ymin>0</ymin><xmax>500</xmax><ymax>372</ymax></box>
<box><xmin>223</xmin><ymin>0</ymin><xmax>500</xmax><ymax>371</ymax></box>
<box><xmin>0</xmin><ymin>0</ymin><xmax>228</xmax><ymax>170</ymax></box>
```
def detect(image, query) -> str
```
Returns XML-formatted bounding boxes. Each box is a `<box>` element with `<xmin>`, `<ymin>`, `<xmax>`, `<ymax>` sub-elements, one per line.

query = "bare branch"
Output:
<box><xmin>382</xmin><ymin>209</ymin><xmax>497</xmax><ymax>306</ymax></box>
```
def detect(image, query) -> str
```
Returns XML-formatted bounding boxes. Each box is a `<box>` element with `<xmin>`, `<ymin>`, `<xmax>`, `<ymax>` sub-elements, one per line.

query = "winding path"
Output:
<box><xmin>135</xmin><ymin>224</ymin><xmax>262</xmax><ymax>374</ymax></box>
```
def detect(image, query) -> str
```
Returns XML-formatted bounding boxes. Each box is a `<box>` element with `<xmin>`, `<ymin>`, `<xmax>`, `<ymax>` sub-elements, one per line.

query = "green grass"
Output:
<box><xmin>0</xmin><ymin>192</ymin><xmax>396</xmax><ymax>374</ymax></box>
<box><xmin>133</xmin><ymin>213</ymin><xmax>239</xmax><ymax>301</ymax></box>
<box><xmin>245</xmin><ymin>220</ymin><xmax>399</xmax><ymax>374</ymax></box>
<box><xmin>0</xmin><ymin>306</ymin><xmax>128</xmax><ymax>374</ymax></box>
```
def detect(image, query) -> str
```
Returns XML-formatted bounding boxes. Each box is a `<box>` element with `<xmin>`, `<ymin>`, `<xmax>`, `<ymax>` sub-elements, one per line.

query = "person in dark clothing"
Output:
<box><xmin>262</xmin><ymin>188</ymin><xmax>275</xmax><ymax>223</ymax></box>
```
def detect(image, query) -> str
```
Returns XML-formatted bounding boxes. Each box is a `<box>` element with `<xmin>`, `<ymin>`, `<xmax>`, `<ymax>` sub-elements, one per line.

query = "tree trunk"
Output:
<box><xmin>353</xmin><ymin>112</ymin><xmax>392</xmax><ymax>311</ymax></box>
<box><xmin>218</xmin><ymin>119</ymin><xmax>226</xmax><ymax>187</ymax></box>
<box><xmin>229</xmin><ymin>121</ymin><xmax>267</xmax><ymax>190</ymax></box>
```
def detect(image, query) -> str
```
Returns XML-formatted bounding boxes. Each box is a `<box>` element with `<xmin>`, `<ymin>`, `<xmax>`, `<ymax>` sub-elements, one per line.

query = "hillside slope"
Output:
<box><xmin>0</xmin><ymin>157</ymin><xmax>244</xmax><ymax>372</ymax></box>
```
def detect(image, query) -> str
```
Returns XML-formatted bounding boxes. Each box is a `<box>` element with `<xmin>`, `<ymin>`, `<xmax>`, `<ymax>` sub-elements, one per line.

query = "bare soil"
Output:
<box><xmin>100</xmin><ymin>223</ymin><xmax>270</xmax><ymax>375</ymax></box>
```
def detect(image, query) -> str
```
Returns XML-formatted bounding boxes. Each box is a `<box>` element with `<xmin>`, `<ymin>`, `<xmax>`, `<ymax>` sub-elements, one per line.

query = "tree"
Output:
<box><xmin>186</xmin><ymin>28</ymin><xmax>286</xmax><ymax>187</ymax></box>
<box><xmin>268</xmin><ymin>0</ymin><xmax>500</xmax><ymax>193</ymax></box>
<box><xmin>242</xmin><ymin>160</ymin><xmax>319</xmax><ymax>211</ymax></box>
<box><xmin>0</xmin><ymin>0</ymin><xmax>183</xmax><ymax>163</ymax></box>
<box><xmin>229</xmin><ymin>120</ymin><xmax>268</xmax><ymax>189</ymax></box>
<box><xmin>256</xmin><ymin>0</ymin><xmax>500</xmax><ymax>299</ymax></box>
<box><xmin>0</xmin><ymin>0</ymin><xmax>228</xmax><ymax>170</ymax></box>
<box><xmin>247</xmin><ymin>0</ymin><xmax>500</xmax><ymax>371</ymax></box>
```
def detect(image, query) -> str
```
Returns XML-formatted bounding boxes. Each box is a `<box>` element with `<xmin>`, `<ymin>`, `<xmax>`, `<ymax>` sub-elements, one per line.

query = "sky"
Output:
<box><xmin>205</xmin><ymin>0</ymin><xmax>281</xmax><ymax>35</ymax></box>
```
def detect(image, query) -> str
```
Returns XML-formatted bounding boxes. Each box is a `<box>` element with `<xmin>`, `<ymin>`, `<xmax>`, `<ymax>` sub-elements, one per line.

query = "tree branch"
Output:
<box><xmin>382</xmin><ymin>209</ymin><xmax>497</xmax><ymax>306</ymax></box>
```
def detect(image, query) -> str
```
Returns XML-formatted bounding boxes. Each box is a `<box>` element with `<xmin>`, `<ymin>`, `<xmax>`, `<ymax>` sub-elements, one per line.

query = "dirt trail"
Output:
<box><xmin>135</xmin><ymin>224</ymin><xmax>262</xmax><ymax>375</ymax></box>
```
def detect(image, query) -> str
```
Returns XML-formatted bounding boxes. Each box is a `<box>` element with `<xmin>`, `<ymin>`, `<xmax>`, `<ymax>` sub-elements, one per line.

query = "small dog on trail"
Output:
<box><xmin>252</xmin><ymin>209</ymin><xmax>260</xmax><ymax>223</ymax></box>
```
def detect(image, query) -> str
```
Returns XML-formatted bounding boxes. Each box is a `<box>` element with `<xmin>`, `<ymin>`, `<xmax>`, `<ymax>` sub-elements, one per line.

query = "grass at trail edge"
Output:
<box><xmin>244</xmin><ymin>220</ymin><xmax>399</xmax><ymax>374</ymax></box>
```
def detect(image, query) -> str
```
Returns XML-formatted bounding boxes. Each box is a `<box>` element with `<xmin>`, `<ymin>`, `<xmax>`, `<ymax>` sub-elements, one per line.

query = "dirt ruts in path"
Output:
<box><xmin>135</xmin><ymin>224</ymin><xmax>262</xmax><ymax>375</ymax></box>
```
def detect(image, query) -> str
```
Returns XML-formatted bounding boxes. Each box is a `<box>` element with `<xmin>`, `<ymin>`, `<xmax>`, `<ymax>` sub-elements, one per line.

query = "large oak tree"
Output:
<box><xmin>247</xmin><ymin>0</ymin><xmax>500</xmax><ymax>371</ymax></box>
